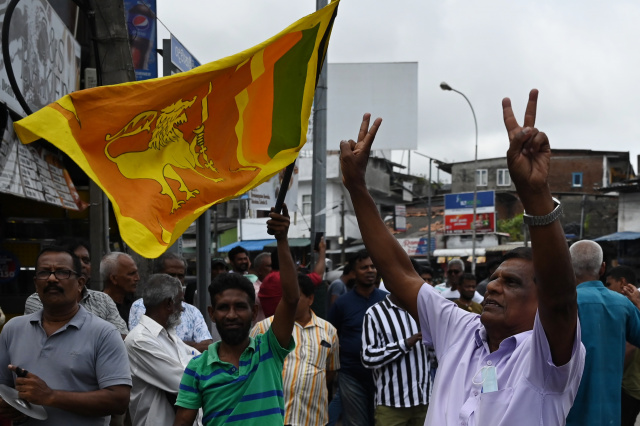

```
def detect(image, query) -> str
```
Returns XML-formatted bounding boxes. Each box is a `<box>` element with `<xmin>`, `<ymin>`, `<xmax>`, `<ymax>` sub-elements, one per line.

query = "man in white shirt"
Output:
<box><xmin>434</xmin><ymin>259</ymin><xmax>483</xmax><ymax>303</ymax></box>
<box><xmin>124</xmin><ymin>274</ymin><xmax>200</xmax><ymax>426</ymax></box>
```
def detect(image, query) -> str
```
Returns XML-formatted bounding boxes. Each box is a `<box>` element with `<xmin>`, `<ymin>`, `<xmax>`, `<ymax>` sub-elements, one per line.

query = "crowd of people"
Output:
<box><xmin>1</xmin><ymin>89</ymin><xmax>640</xmax><ymax>426</ymax></box>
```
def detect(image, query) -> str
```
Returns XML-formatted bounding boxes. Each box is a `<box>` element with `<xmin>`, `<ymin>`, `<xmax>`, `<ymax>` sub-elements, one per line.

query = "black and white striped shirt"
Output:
<box><xmin>361</xmin><ymin>295</ymin><xmax>431</xmax><ymax>408</ymax></box>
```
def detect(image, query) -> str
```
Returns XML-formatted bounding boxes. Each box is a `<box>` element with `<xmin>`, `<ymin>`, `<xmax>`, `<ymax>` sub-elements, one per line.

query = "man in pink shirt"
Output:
<box><xmin>338</xmin><ymin>90</ymin><xmax>585</xmax><ymax>426</ymax></box>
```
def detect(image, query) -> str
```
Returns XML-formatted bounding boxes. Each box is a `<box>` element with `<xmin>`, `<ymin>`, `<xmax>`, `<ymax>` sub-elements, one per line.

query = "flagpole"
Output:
<box><xmin>274</xmin><ymin>162</ymin><xmax>296</xmax><ymax>214</ymax></box>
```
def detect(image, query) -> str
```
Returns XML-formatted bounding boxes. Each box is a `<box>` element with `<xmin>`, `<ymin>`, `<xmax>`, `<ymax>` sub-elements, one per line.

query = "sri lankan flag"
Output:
<box><xmin>14</xmin><ymin>1</ymin><xmax>339</xmax><ymax>258</ymax></box>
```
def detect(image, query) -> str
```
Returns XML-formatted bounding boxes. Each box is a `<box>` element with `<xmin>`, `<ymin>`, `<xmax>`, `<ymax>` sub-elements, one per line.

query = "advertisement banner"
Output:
<box><xmin>248</xmin><ymin>166</ymin><xmax>299</xmax><ymax>212</ymax></box>
<box><xmin>125</xmin><ymin>0</ymin><xmax>158</xmax><ymax>80</ymax></box>
<box><xmin>445</xmin><ymin>190</ymin><xmax>495</xmax><ymax>211</ymax></box>
<box><xmin>0</xmin><ymin>116</ymin><xmax>84</xmax><ymax>210</ymax></box>
<box><xmin>0</xmin><ymin>0</ymin><xmax>81</xmax><ymax>115</ymax></box>
<box><xmin>445</xmin><ymin>212</ymin><xmax>495</xmax><ymax>234</ymax></box>
<box><xmin>398</xmin><ymin>237</ymin><xmax>435</xmax><ymax>256</ymax></box>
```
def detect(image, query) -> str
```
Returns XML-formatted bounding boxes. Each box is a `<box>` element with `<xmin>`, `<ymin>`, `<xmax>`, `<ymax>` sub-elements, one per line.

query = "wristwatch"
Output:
<box><xmin>523</xmin><ymin>197</ymin><xmax>562</xmax><ymax>226</ymax></box>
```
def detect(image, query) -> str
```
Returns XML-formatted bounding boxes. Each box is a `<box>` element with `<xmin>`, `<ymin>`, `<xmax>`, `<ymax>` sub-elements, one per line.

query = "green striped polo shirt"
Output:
<box><xmin>176</xmin><ymin>326</ymin><xmax>294</xmax><ymax>425</ymax></box>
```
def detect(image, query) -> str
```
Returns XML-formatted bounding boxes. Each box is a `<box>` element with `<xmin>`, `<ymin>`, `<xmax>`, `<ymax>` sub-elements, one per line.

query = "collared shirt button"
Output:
<box><xmin>473</xmin><ymin>391</ymin><xmax>479</xmax><ymax>396</ymax></box>
<box><xmin>487</xmin><ymin>360</ymin><xmax>492</xmax><ymax>366</ymax></box>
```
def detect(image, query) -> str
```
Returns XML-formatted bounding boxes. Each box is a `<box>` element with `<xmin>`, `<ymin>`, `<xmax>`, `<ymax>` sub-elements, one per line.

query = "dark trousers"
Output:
<box><xmin>338</xmin><ymin>373</ymin><xmax>374</xmax><ymax>426</ymax></box>
<box><xmin>621</xmin><ymin>389</ymin><xmax>640</xmax><ymax>426</ymax></box>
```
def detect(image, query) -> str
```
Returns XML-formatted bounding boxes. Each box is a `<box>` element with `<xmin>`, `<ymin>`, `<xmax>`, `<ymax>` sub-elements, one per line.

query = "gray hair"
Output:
<box><xmin>100</xmin><ymin>252</ymin><xmax>134</xmax><ymax>287</ymax></box>
<box><xmin>570</xmin><ymin>240</ymin><xmax>603</xmax><ymax>278</ymax></box>
<box><xmin>153</xmin><ymin>252</ymin><xmax>187</xmax><ymax>274</ymax></box>
<box><xmin>448</xmin><ymin>259</ymin><xmax>464</xmax><ymax>270</ymax></box>
<box><xmin>143</xmin><ymin>274</ymin><xmax>182</xmax><ymax>310</ymax></box>
<box><xmin>253</xmin><ymin>252</ymin><xmax>271</xmax><ymax>269</ymax></box>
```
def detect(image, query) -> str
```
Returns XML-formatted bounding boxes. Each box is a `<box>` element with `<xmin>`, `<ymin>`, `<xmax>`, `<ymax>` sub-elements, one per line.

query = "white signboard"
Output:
<box><xmin>0</xmin><ymin>0</ymin><xmax>81</xmax><ymax>115</ymax></box>
<box><xmin>304</xmin><ymin>62</ymin><xmax>418</xmax><ymax>151</ymax></box>
<box><xmin>248</xmin><ymin>166</ymin><xmax>299</xmax><ymax>212</ymax></box>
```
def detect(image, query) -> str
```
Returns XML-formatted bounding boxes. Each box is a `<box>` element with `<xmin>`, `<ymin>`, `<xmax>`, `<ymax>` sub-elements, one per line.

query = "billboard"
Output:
<box><xmin>125</xmin><ymin>0</ymin><xmax>158</xmax><ymax>80</ymax></box>
<box><xmin>445</xmin><ymin>213</ymin><xmax>495</xmax><ymax>234</ymax></box>
<box><xmin>0</xmin><ymin>0</ymin><xmax>81</xmax><ymax>115</ymax></box>
<box><xmin>444</xmin><ymin>191</ymin><xmax>496</xmax><ymax>234</ymax></box>
<box><xmin>304</xmin><ymin>62</ymin><xmax>418</xmax><ymax>151</ymax></box>
<box><xmin>398</xmin><ymin>237</ymin><xmax>435</xmax><ymax>256</ymax></box>
<box><xmin>445</xmin><ymin>190</ymin><xmax>495</xmax><ymax>211</ymax></box>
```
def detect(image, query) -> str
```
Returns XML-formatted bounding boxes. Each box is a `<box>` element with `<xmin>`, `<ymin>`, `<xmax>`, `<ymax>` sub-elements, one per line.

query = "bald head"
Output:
<box><xmin>569</xmin><ymin>240</ymin><xmax>604</xmax><ymax>282</ymax></box>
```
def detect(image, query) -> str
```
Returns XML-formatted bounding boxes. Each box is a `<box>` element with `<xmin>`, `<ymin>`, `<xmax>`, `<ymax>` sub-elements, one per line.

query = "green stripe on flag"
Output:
<box><xmin>269</xmin><ymin>24</ymin><xmax>320</xmax><ymax>158</ymax></box>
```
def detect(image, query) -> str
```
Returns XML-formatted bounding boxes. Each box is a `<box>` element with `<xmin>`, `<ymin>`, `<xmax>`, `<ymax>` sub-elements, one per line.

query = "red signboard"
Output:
<box><xmin>445</xmin><ymin>213</ymin><xmax>495</xmax><ymax>234</ymax></box>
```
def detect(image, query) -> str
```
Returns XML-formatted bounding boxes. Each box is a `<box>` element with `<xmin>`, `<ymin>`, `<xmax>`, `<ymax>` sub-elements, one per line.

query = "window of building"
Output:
<box><xmin>497</xmin><ymin>169</ymin><xmax>511</xmax><ymax>186</ymax></box>
<box><xmin>572</xmin><ymin>172</ymin><xmax>583</xmax><ymax>188</ymax></box>
<box><xmin>476</xmin><ymin>169</ymin><xmax>488</xmax><ymax>187</ymax></box>
<box><xmin>302</xmin><ymin>194</ymin><xmax>312</xmax><ymax>215</ymax></box>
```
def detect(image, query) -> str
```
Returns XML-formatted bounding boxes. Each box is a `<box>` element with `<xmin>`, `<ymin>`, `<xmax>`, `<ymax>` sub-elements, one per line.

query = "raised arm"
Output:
<box><xmin>312</xmin><ymin>237</ymin><xmax>326</xmax><ymax>277</ymax></box>
<box><xmin>268</xmin><ymin>204</ymin><xmax>300</xmax><ymax>348</ymax></box>
<box><xmin>503</xmin><ymin>89</ymin><xmax>577</xmax><ymax>365</ymax></box>
<box><xmin>340</xmin><ymin>114</ymin><xmax>424</xmax><ymax>320</ymax></box>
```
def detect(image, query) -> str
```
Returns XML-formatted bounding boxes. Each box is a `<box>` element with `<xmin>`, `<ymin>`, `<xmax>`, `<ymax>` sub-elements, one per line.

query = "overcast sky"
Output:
<box><xmin>156</xmin><ymin>0</ymin><xmax>640</xmax><ymax>182</ymax></box>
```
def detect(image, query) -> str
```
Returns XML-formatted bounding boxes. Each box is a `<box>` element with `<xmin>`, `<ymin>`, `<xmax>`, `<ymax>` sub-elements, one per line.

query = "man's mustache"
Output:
<box><xmin>44</xmin><ymin>284</ymin><xmax>63</xmax><ymax>293</ymax></box>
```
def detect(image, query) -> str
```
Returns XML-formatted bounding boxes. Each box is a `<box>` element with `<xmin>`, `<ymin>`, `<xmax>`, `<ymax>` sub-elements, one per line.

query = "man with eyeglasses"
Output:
<box><xmin>0</xmin><ymin>246</ymin><xmax>132</xmax><ymax>425</ymax></box>
<box><xmin>23</xmin><ymin>238</ymin><xmax>129</xmax><ymax>337</ymax></box>
<box><xmin>435</xmin><ymin>259</ymin><xmax>483</xmax><ymax>303</ymax></box>
<box><xmin>129</xmin><ymin>252</ymin><xmax>213</xmax><ymax>353</ymax></box>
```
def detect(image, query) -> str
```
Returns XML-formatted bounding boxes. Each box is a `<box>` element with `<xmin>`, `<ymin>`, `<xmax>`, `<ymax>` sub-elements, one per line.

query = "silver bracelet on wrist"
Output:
<box><xmin>522</xmin><ymin>197</ymin><xmax>562</xmax><ymax>227</ymax></box>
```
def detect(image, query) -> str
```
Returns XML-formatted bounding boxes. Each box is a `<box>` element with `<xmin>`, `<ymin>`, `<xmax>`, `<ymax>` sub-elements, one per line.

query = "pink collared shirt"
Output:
<box><xmin>417</xmin><ymin>284</ymin><xmax>585</xmax><ymax>426</ymax></box>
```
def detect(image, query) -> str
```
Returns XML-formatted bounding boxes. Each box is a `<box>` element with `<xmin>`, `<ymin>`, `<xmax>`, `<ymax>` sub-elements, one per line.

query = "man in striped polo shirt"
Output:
<box><xmin>251</xmin><ymin>274</ymin><xmax>340</xmax><ymax>426</ymax></box>
<box><xmin>173</xmin><ymin>205</ymin><xmax>299</xmax><ymax>426</ymax></box>
<box><xmin>362</xmin><ymin>293</ymin><xmax>430</xmax><ymax>425</ymax></box>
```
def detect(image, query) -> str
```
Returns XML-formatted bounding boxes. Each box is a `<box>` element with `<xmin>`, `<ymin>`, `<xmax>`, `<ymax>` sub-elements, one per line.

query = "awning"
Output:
<box><xmin>433</xmin><ymin>248</ymin><xmax>486</xmax><ymax>257</ymax></box>
<box><xmin>485</xmin><ymin>242</ymin><xmax>527</xmax><ymax>252</ymax></box>
<box><xmin>217</xmin><ymin>239</ymin><xmax>274</xmax><ymax>253</ymax></box>
<box><xmin>593</xmin><ymin>232</ymin><xmax>640</xmax><ymax>242</ymax></box>
<box><xmin>264</xmin><ymin>238</ymin><xmax>310</xmax><ymax>248</ymax></box>
<box><xmin>326</xmin><ymin>244</ymin><xmax>366</xmax><ymax>254</ymax></box>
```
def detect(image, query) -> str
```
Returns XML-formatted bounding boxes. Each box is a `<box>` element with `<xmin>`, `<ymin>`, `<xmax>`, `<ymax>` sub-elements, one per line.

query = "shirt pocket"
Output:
<box><xmin>474</xmin><ymin>387</ymin><xmax>514</xmax><ymax>426</ymax></box>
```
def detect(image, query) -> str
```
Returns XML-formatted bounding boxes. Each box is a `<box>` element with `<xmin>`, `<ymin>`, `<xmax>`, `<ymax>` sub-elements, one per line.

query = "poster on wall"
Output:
<box><xmin>0</xmin><ymin>0</ymin><xmax>81</xmax><ymax>115</ymax></box>
<box><xmin>0</xmin><ymin>116</ymin><xmax>85</xmax><ymax>210</ymax></box>
<box><xmin>124</xmin><ymin>0</ymin><xmax>158</xmax><ymax>80</ymax></box>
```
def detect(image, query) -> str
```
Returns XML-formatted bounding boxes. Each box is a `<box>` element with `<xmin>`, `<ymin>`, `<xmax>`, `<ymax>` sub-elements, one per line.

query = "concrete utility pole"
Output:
<box><xmin>87</xmin><ymin>0</ymin><xmax>136</xmax><ymax>287</ymax></box>
<box><xmin>310</xmin><ymin>0</ymin><xmax>328</xmax><ymax>269</ymax></box>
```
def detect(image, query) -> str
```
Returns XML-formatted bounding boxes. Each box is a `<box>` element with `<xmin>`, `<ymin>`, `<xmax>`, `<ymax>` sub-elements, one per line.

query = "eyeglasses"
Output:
<box><xmin>35</xmin><ymin>269</ymin><xmax>78</xmax><ymax>280</ymax></box>
<box><xmin>447</xmin><ymin>270</ymin><xmax>462</xmax><ymax>275</ymax></box>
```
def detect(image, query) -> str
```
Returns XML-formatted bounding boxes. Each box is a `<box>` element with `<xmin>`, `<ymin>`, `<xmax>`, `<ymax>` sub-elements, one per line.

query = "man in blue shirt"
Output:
<box><xmin>328</xmin><ymin>250</ymin><xmax>387</xmax><ymax>426</ymax></box>
<box><xmin>567</xmin><ymin>240</ymin><xmax>640</xmax><ymax>426</ymax></box>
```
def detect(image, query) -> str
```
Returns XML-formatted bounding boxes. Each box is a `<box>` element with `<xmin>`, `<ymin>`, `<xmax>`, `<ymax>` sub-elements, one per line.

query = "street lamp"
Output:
<box><xmin>440</xmin><ymin>82</ymin><xmax>479</xmax><ymax>275</ymax></box>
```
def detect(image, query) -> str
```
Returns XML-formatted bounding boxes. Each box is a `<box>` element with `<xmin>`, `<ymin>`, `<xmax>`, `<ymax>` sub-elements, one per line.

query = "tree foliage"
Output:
<box><xmin>497</xmin><ymin>213</ymin><xmax>524</xmax><ymax>241</ymax></box>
